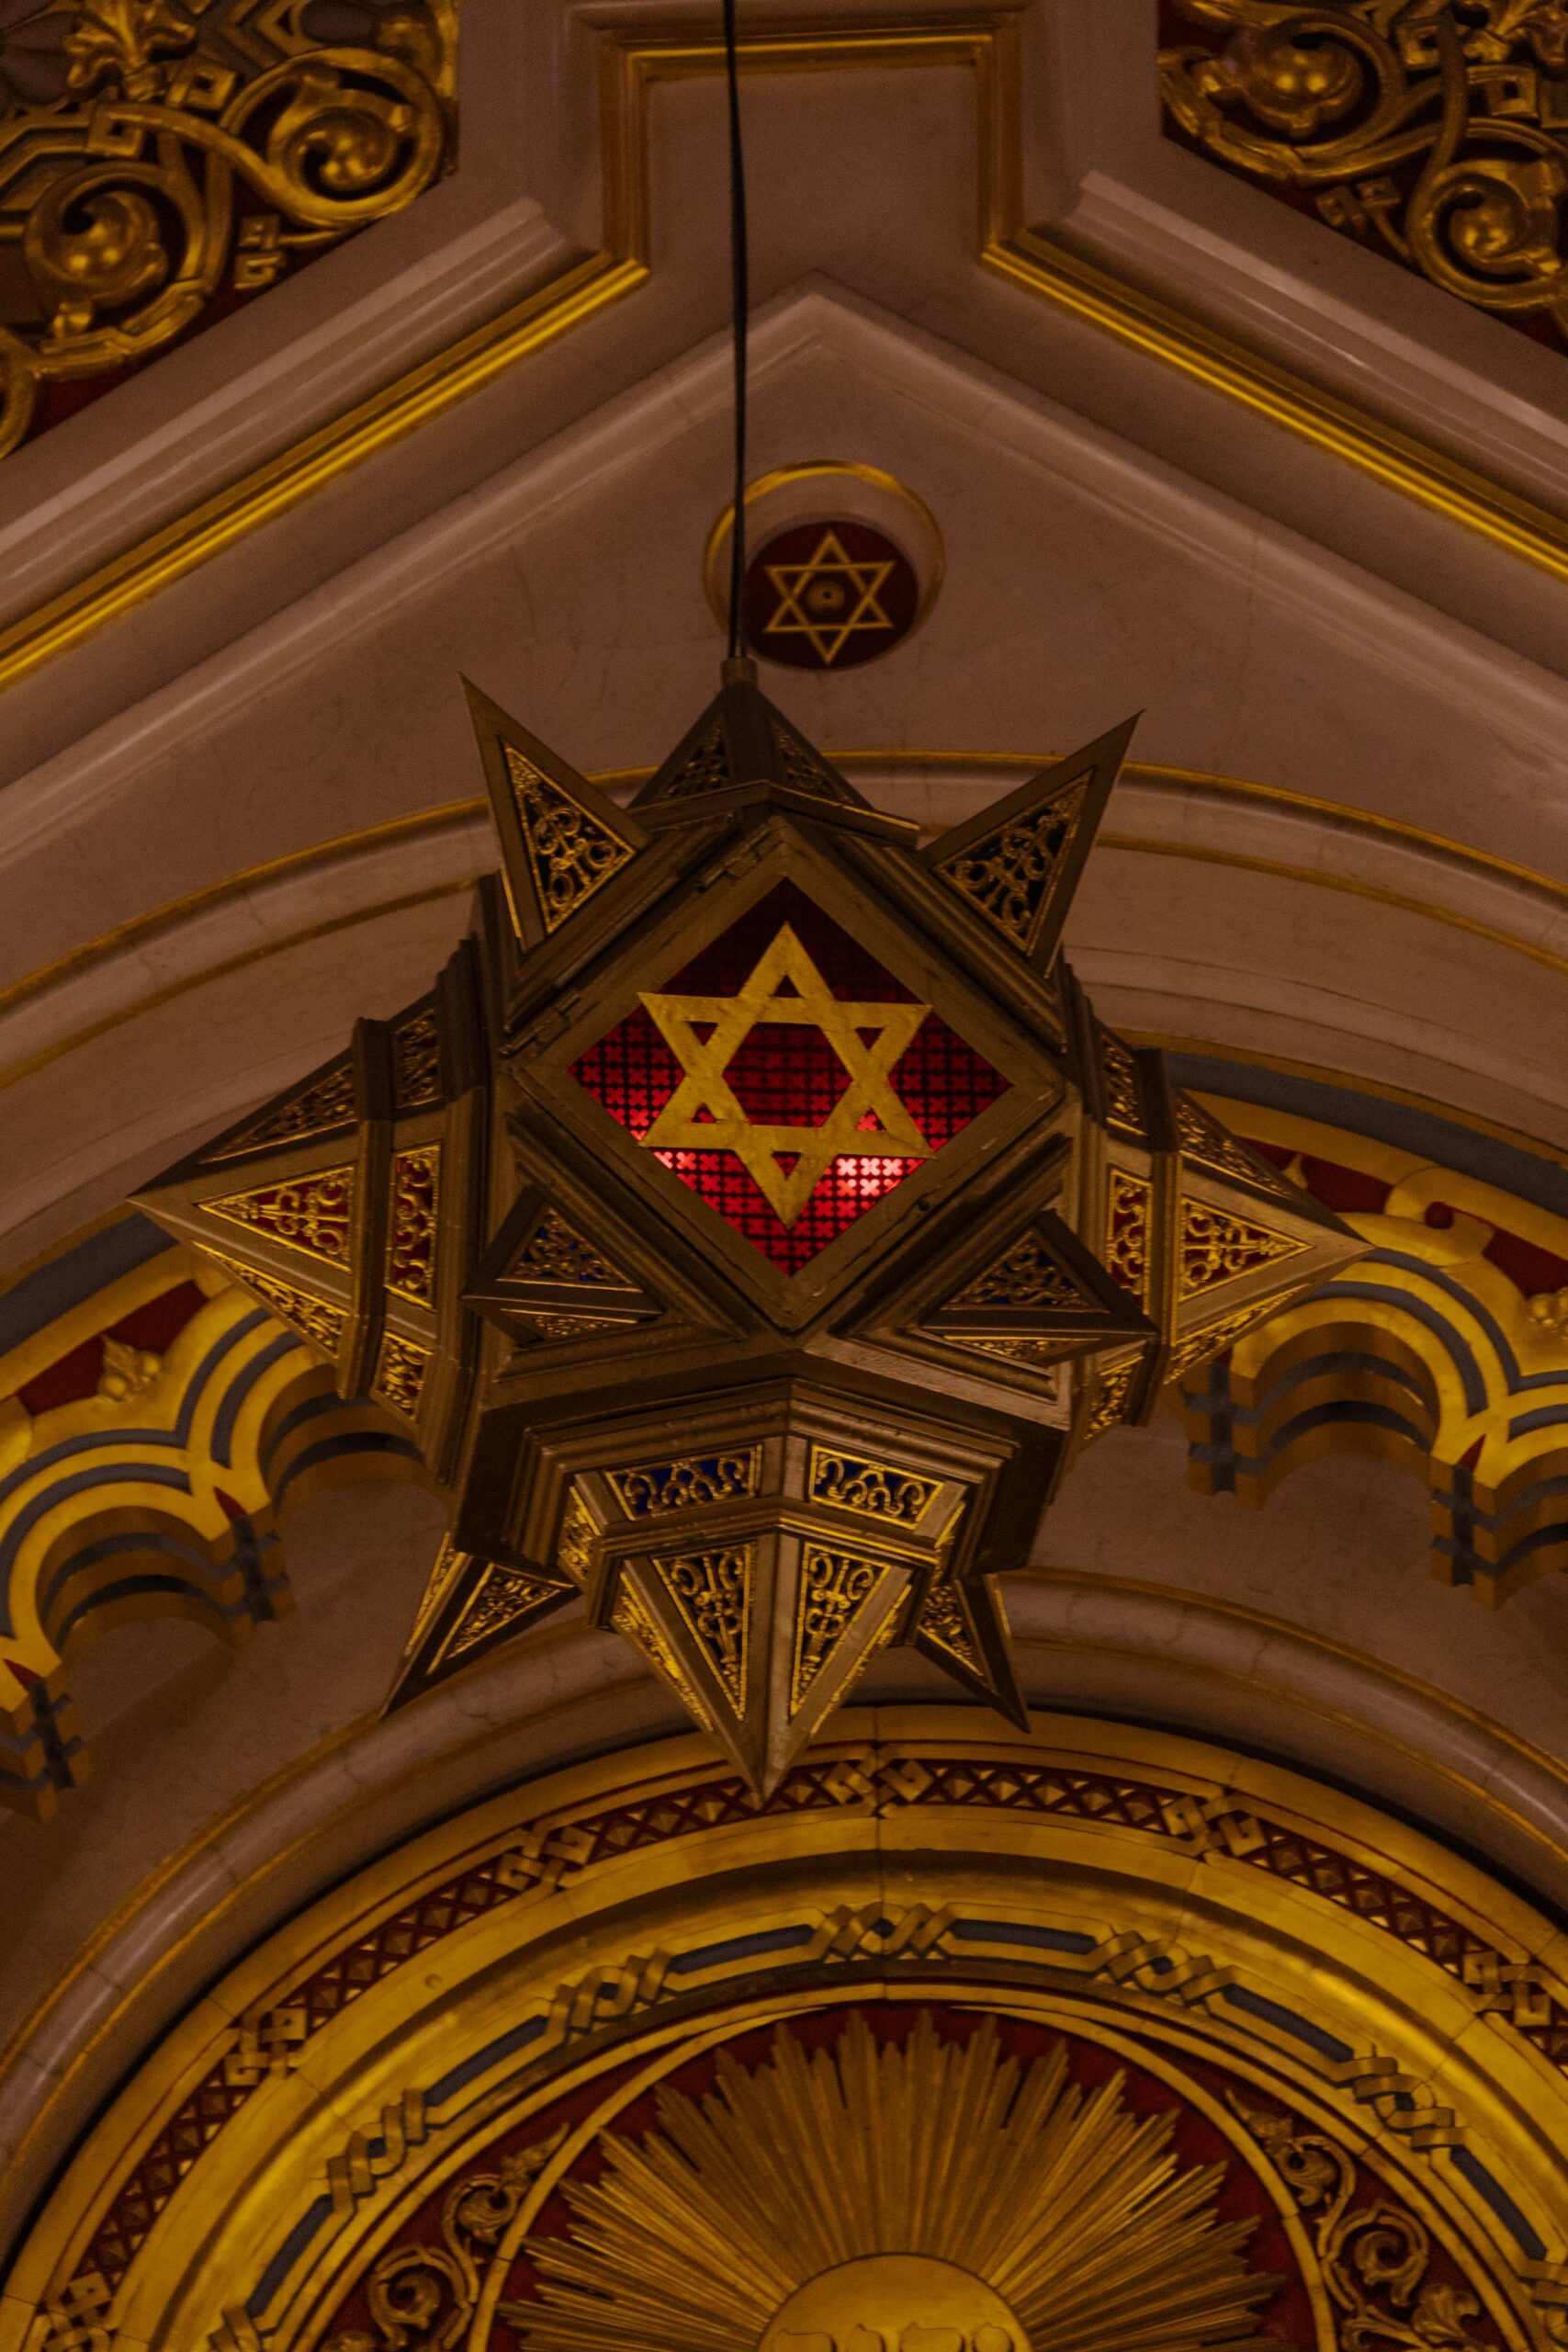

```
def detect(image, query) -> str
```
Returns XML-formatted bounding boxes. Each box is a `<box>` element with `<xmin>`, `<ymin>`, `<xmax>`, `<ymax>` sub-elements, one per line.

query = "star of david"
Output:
<box><xmin>761</xmin><ymin>529</ymin><xmax>897</xmax><ymax>665</ymax></box>
<box><xmin>638</xmin><ymin>923</ymin><xmax>932</xmax><ymax>1223</ymax></box>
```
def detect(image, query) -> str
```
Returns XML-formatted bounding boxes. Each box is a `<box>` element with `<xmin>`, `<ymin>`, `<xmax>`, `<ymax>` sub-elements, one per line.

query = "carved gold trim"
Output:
<box><xmin>5</xmin><ymin>757</ymin><xmax>1560</xmax><ymax>1101</ymax></box>
<box><xmin>7</xmin><ymin>15</ymin><xmax>1568</xmax><ymax>696</ymax></box>
<box><xmin>7</xmin><ymin>1715</ymin><xmax>1561</xmax><ymax>2352</ymax></box>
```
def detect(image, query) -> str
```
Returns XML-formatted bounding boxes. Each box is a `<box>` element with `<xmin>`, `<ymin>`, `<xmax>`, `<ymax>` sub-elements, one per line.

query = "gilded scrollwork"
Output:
<box><xmin>792</xmin><ymin>1544</ymin><xmax>882</xmax><ymax>1702</ymax></box>
<box><xmin>321</xmin><ymin>2128</ymin><xmax>565</xmax><ymax>2352</ymax></box>
<box><xmin>1162</xmin><ymin>2</ymin><xmax>1568</xmax><ymax>346</ymax></box>
<box><xmin>0</xmin><ymin>0</ymin><xmax>456</xmax><ymax>457</ymax></box>
<box><xmin>1230</xmin><ymin>2092</ymin><xmax>1496</xmax><ymax>2352</ymax></box>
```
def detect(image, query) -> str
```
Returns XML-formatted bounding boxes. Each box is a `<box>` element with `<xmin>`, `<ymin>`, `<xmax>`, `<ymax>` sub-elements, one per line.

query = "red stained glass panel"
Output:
<box><xmin>570</xmin><ymin>884</ymin><xmax>1008</xmax><ymax>1271</ymax></box>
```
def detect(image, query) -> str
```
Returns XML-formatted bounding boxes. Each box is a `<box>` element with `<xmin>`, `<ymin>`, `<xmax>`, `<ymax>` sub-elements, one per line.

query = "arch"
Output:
<box><xmin>6</xmin><ymin>1713</ymin><xmax>1566</xmax><ymax>2352</ymax></box>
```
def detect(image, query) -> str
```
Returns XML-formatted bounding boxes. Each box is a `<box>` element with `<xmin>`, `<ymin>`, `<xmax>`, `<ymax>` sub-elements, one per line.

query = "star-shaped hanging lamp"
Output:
<box><xmin>132</xmin><ymin>663</ymin><xmax>1360</xmax><ymax>1795</ymax></box>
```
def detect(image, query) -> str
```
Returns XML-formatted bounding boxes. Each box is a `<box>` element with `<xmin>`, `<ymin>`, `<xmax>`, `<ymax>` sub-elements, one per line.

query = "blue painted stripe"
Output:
<box><xmin>1312</xmin><ymin>1275</ymin><xmax>1489</xmax><ymax>1412</ymax></box>
<box><xmin>0</xmin><ymin>1216</ymin><xmax>175</xmax><ymax>1357</ymax></box>
<box><xmin>209</xmin><ymin>1329</ymin><xmax>303</xmax><ymax>1467</ymax></box>
<box><xmin>1449</xmin><ymin>2147</ymin><xmax>1545</xmax><ymax>2257</ymax></box>
<box><xmin>247</xmin><ymin>2195</ymin><xmax>333</xmax><ymax>2319</ymax></box>
<box><xmin>1220</xmin><ymin>1984</ymin><xmax>1354</xmax><ymax>2060</ymax></box>
<box><xmin>272</xmin><ymin>1430</ymin><xmax>421</xmax><ymax>1503</ymax></box>
<box><xmin>426</xmin><ymin>2015</ymin><xmax>548</xmax><ymax>2109</ymax></box>
<box><xmin>950</xmin><ymin>1919</ymin><xmax>1099</xmax><ymax>1954</ymax></box>
<box><xmin>667</xmin><ymin>1926</ymin><xmax>813</xmax><ymax>1973</ymax></box>
<box><xmin>0</xmin><ymin>1464</ymin><xmax>193</xmax><ymax>1632</ymax></box>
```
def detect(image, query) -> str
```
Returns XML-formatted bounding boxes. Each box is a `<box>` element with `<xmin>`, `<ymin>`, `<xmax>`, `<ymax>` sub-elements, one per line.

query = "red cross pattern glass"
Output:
<box><xmin>570</xmin><ymin>884</ymin><xmax>1009</xmax><ymax>1272</ymax></box>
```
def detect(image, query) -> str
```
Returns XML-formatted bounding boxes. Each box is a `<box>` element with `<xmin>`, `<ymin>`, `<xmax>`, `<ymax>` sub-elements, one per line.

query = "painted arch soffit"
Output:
<box><xmin>8</xmin><ymin>1717</ymin><xmax>1568</xmax><ymax>2352</ymax></box>
<box><xmin>12</xmin><ymin>6</ymin><xmax>1568</xmax><ymax>695</ymax></box>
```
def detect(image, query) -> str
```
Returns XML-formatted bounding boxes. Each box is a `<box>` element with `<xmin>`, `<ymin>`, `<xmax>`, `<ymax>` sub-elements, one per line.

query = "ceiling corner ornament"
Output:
<box><xmin>1161</xmin><ymin>1</ymin><xmax>1568</xmax><ymax>348</ymax></box>
<box><xmin>132</xmin><ymin>672</ymin><xmax>1359</xmax><ymax>1796</ymax></box>
<box><xmin>0</xmin><ymin>0</ymin><xmax>457</xmax><ymax>459</ymax></box>
<box><xmin>13</xmin><ymin>18</ymin><xmax>1568</xmax><ymax>697</ymax></box>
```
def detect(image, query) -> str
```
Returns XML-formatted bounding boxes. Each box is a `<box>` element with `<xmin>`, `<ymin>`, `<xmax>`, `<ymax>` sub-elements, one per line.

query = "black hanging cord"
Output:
<box><xmin>721</xmin><ymin>0</ymin><xmax>750</xmax><ymax>662</ymax></box>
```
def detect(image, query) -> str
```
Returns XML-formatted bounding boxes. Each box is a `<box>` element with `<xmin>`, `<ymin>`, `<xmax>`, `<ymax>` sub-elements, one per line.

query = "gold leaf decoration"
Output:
<box><xmin>1179</xmin><ymin>1200</ymin><xmax>1304</xmax><ymax>1302</ymax></box>
<box><xmin>791</xmin><ymin>1545</ymin><xmax>886</xmax><ymax>1708</ymax></box>
<box><xmin>391</xmin><ymin>1004</ymin><xmax>442</xmax><ymax>1109</ymax></box>
<box><xmin>808</xmin><ymin>1449</ymin><xmax>940</xmax><ymax>1523</ymax></box>
<box><xmin>949</xmin><ymin>1229</ymin><xmax>1086</xmax><ymax>1313</ymax></box>
<box><xmin>508</xmin><ymin>2013</ymin><xmax>1276</xmax><ymax>2352</ymax></box>
<box><xmin>1106</xmin><ymin>1170</ymin><xmax>1153</xmax><ymax>1305</ymax></box>
<box><xmin>206</xmin><ymin>1166</ymin><xmax>355</xmax><ymax>1269</ymax></box>
<box><xmin>649</xmin><ymin>1549</ymin><xmax>750</xmax><ymax>1708</ymax></box>
<box><xmin>609</xmin><ymin>1453</ymin><xmax>761</xmax><ymax>1515</ymax></box>
<box><xmin>932</xmin><ymin>779</ymin><xmax>1088</xmax><ymax>955</ymax></box>
<box><xmin>1081</xmin><ymin>1360</ymin><xmax>1140</xmax><ymax>1444</ymax></box>
<box><xmin>1161</xmin><ymin>2</ymin><xmax>1568</xmax><ymax>353</ymax></box>
<box><xmin>611</xmin><ymin>1573</ymin><xmax>713</xmax><ymax>1730</ymax></box>
<box><xmin>504</xmin><ymin>746</ymin><xmax>637</xmax><ymax>933</ymax></box>
<box><xmin>208</xmin><ymin>1057</ymin><xmax>356</xmax><ymax>1160</ymax></box>
<box><xmin>917</xmin><ymin>1577</ymin><xmax>980</xmax><ymax>1671</ymax></box>
<box><xmin>444</xmin><ymin>1563</ymin><xmax>562</xmax><ymax>1662</ymax></box>
<box><xmin>0</xmin><ymin>0</ymin><xmax>455</xmax><ymax>461</ymax></box>
<box><xmin>512</xmin><ymin>1211</ymin><xmax>631</xmax><ymax>1288</ymax></box>
<box><xmin>373</xmin><ymin>1332</ymin><xmax>429</xmax><ymax>1419</ymax></box>
<box><xmin>208</xmin><ymin>1251</ymin><xmax>345</xmax><ymax>1355</ymax></box>
<box><xmin>387</xmin><ymin>1145</ymin><xmax>440</xmax><ymax>1305</ymax></box>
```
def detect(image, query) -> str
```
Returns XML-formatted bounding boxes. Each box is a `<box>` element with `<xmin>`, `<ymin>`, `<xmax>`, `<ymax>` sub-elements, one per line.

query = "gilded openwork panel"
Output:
<box><xmin>0</xmin><ymin>0</ymin><xmax>457</xmax><ymax>457</ymax></box>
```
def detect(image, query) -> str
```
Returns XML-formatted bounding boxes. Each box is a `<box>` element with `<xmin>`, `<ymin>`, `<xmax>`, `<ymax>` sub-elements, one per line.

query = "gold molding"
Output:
<box><xmin>7</xmin><ymin>1714</ymin><xmax>1563</xmax><ymax>2349</ymax></box>
<box><xmin>6</xmin><ymin>16</ymin><xmax>1568</xmax><ymax>696</ymax></box>
<box><xmin>1134</xmin><ymin>1033</ymin><xmax>1568</xmax><ymax>1176</ymax></box>
<box><xmin>3</xmin><ymin>753</ymin><xmax>1561</xmax><ymax>1102</ymax></box>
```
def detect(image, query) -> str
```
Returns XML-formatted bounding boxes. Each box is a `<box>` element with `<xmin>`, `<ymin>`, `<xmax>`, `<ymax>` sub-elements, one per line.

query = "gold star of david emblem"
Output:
<box><xmin>638</xmin><ymin>923</ymin><xmax>932</xmax><ymax>1222</ymax></box>
<box><xmin>761</xmin><ymin>529</ymin><xmax>897</xmax><ymax>665</ymax></box>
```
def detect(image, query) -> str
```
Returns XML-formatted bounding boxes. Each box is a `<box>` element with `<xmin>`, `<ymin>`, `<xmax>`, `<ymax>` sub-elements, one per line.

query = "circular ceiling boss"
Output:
<box><xmin>705</xmin><ymin>462</ymin><xmax>943</xmax><ymax>671</ymax></box>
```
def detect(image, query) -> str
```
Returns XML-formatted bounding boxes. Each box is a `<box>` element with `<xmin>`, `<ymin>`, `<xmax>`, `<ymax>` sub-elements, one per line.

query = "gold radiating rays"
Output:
<box><xmin>506</xmin><ymin>2015</ymin><xmax>1278</xmax><ymax>2352</ymax></box>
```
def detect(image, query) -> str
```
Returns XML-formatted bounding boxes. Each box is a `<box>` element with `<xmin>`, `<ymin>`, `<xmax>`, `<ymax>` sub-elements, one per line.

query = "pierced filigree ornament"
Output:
<box><xmin>0</xmin><ymin>0</ymin><xmax>456</xmax><ymax>458</ymax></box>
<box><xmin>134</xmin><ymin>662</ymin><xmax>1359</xmax><ymax>1792</ymax></box>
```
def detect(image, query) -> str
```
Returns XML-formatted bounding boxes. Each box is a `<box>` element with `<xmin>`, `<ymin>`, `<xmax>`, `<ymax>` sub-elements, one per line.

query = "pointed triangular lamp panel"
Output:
<box><xmin>387</xmin><ymin>1535</ymin><xmax>576</xmax><ymax>1709</ymax></box>
<box><xmin>605</xmin><ymin>1532</ymin><xmax>913</xmax><ymax>1797</ymax></box>
<box><xmin>631</xmin><ymin>667</ymin><xmax>881</xmax><ymax>820</ymax></box>
<box><xmin>464</xmin><ymin>678</ymin><xmax>649</xmax><ymax>948</ymax></box>
<box><xmin>921</xmin><ymin>717</ymin><xmax>1137</xmax><ymax>968</ymax></box>
<box><xmin>466</xmin><ymin>1189</ymin><xmax>667</xmax><ymax>1347</ymax></box>
<box><xmin>909</xmin><ymin>1573</ymin><xmax>1027</xmax><ymax>1728</ymax></box>
<box><xmin>133</xmin><ymin>665</ymin><xmax>1364</xmax><ymax>1797</ymax></box>
<box><xmin>924</xmin><ymin>1210</ymin><xmax>1156</xmax><ymax>1367</ymax></box>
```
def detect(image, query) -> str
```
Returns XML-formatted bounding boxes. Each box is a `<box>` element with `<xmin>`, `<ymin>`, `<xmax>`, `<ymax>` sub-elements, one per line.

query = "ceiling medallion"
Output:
<box><xmin>748</xmin><ymin>520</ymin><xmax>919</xmax><ymax>668</ymax></box>
<box><xmin>705</xmin><ymin>463</ymin><xmax>943</xmax><ymax>671</ymax></box>
<box><xmin>506</xmin><ymin>2013</ymin><xmax>1276</xmax><ymax>2352</ymax></box>
<box><xmin>132</xmin><ymin>665</ymin><xmax>1358</xmax><ymax>1795</ymax></box>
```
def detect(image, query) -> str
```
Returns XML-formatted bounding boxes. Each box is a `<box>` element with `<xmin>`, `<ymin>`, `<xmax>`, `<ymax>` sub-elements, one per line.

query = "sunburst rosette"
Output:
<box><xmin>502</xmin><ymin>2011</ymin><xmax>1283</xmax><ymax>2352</ymax></box>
